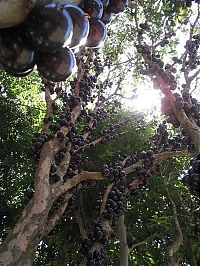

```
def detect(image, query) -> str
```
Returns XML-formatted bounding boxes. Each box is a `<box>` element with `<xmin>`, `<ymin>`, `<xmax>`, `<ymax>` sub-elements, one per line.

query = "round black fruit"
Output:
<box><xmin>86</xmin><ymin>19</ymin><xmax>107</xmax><ymax>48</ymax></box>
<box><xmin>0</xmin><ymin>28</ymin><xmax>35</xmax><ymax>75</ymax></box>
<box><xmin>37</xmin><ymin>48</ymin><xmax>76</xmax><ymax>82</ymax></box>
<box><xmin>84</xmin><ymin>0</ymin><xmax>103</xmax><ymax>19</ymax></box>
<box><xmin>4</xmin><ymin>67</ymin><xmax>34</xmax><ymax>78</ymax></box>
<box><xmin>26</xmin><ymin>3</ymin><xmax>73</xmax><ymax>52</ymax></box>
<box><xmin>64</xmin><ymin>4</ymin><xmax>90</xmax><ymax>49</ymax></box>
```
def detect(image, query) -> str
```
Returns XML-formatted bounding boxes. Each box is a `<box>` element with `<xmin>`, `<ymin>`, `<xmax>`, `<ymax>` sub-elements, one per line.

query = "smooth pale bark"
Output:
<box><xmin>165</xmin><ymin>187</ymin><xmax>183</xmax><ymax>266</ymax></box>
<box><xmin>0</xmin><ymin>147</ymin><xmax>191</xmax><ymax>265</ymax></box>
<box><xmin>0</xmin><ymin>140</ymin><xmax>57</xmax><ymax>266</ymax></box>
<box><xmin>0</xmin><ymin>198</ymin><xmax>52</xmax><ymax>266</ymax></box>
<box><xmin>0</xmin><ymin>0</ymin><xmax>81</xmax><ymax>28</ymax></box>
<box><xmin>118</xmin><ymin>215</ymin><xmax>129</xmax><ymax>266</ymax></box>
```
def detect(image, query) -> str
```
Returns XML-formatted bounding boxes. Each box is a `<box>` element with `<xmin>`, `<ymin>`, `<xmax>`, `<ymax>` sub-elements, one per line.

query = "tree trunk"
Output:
<box><xmin>184</xmin><ymin>234</ymin><xmax>198</xmax><ymax>266</ymax></box>
<box><xmin>0</xmin><ymin>140</ymin><xmax>56</xmax><ymax>266</ymax></box>
<box><xmin>0</xmin><ymin>197</ymin><xmax>52</xmax><ymax>266</ymax></box>
<box><xmin>164</xmin><ymin>186</ymin><xmax>183</xmax><ymax>266</ymax></box>
<box><xmin>166</xmin><ymin>254</ymin><xmax>180</xmax><ymax>266</ymax></box>
<box><xmin>118</xmin><ymin>215</ymin><xmax>129</xmax><ymax>266</ymax></box>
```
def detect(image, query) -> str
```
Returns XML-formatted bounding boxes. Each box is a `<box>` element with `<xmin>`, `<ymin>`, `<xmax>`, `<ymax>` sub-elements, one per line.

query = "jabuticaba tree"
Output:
<box><xmin>0</xmin><ymin>1</ymin><xmax>130</xmax><ymax>265</ymax></box>
<box><xmin>0</xmin><ymin>0</ymin><xmax>200</xmax><ymax>266</ymax></box>
<box><xmin>130</xmin><ymin>0</ymin><xmax>200</xmax><ymax>197</ymax></box>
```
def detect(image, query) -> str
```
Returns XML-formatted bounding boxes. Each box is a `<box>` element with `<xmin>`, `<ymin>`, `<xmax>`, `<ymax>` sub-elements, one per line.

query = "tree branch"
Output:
<box><xmin>53</xmin><ymin>171</ymin><xmax>104</xmax><ymax>199</ymax></box>
<box><xmin>118</xmin><ymin>215</ymin><xmax>129</xmax><ymax>266</ymax></box>
<box><xmin>165</xmin><ymin>185</ymin><xmax>183</xmax><ymax>265</ymax></box>
<box><xmin>44</xmin><ymin>193</ymin><xmax>72</xmax><ymax>236</ymax></box>
<box><xmin>54</xmin><ymin>150</ymin><xmax>192</xmax><ymax>200</ymax></box>
<box><xmin>42</xmin><ymin>84</ymin><xmax>53</xmax><ymax>133</ymax></box>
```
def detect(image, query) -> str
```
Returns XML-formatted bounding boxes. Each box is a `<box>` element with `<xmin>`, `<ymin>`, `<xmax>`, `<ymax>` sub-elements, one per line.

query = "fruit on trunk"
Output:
<box><xmin>86</xmin><ymin>19</ymin><xmax>106</xmax><ymax>48</ymax></box>
<box><xmin>0</xmin><ymin>27</ymin><xmax>35</xmax><ymax>74</ymax></box>
<box><xmin>83</xmin><ymin>0</ymin><xmax>103</xmax><ymax>19</ymax></box>
<box><xmin>26</xmin><ymin>3</ymin><xmax>73</xmax><ymax>52</ymax></box>
<box><xmin>37</xmin><ymin>47</ymin><xmax>76</xmax><ymax>82</ymax></box>
<box><xmin>64</xmin><ymin>4</ymin><xmax>89</xmax><ymax>48</ymax></box>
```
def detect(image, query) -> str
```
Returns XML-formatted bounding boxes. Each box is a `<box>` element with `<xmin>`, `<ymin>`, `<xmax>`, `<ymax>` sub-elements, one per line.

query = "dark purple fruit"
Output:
<box><xmin>108</xmin><ymin>0</ymin><xmax>128</xmax><ymax>13</ymax></box>
<box><xmin>4</xmin><ymin>67</ymin><xmax>34</xmax><ymax>77</ymax></box>
<box><xmin>26</xmin><ymin>3</ymin><xmax>73</xmax><ymax>52</ymax></box>
<box><xmin>84</xmin><ymin>0</ymin><xmax>103</xmax><ymax>19</ymax></box>
<box><xmin>0</xmin><ymin>28</ymin><xmax>35</xmax><ymax>75</ymax></box>
<box><xmin>64</xmin><ymin>4</ymin><xmax>89</xmax><ymax>48</ymax></box>
<box><xmin>86</xmin><ymin>19</ymin><xmax>107</xmax><ymax>48</ymax></box>
<box><xmin>37</xmin><ymin>48</ymin><xmax>76</xmax><ymax>82</ymax></box>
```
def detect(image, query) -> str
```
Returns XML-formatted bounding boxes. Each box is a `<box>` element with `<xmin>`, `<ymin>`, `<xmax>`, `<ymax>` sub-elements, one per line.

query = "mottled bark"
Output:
<box><xmin>165</xmin><ymin>186</ymin><xmax>183</xmax><ymax>266</ymax></box>
<box><xmin>118</xmin><ymin>215</ymin><xmax>129</xmax><ymax>266</ymax></box>
<box><xmin>0</xmin><ymin>140</ymin><xmax>57</xmax><ymax>266</ymax></box>
<box><xmin>179</xmin><ymin>195</ymin><xmax>198</xmax><ymax>266</ymax></box>
<box><xmin>0</xmin><ymin>147</ymin><xmax>190</xmax><ymax>265</ymax></box>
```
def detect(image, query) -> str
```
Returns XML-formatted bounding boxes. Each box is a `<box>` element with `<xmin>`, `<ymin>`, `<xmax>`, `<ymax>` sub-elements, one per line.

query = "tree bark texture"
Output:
<box><xmin>118</xmin><ymin>215</ymin><xmax>129</xmax><ymax>266</ymax></box>
<box><xmin>165</xmin><ymin>186</ymin><xmax>183</xmax><ymax>266</ymax></box>
<box><xmin>0</xmin><ymin>141</ymin><xmax>57</xmax><ymax>266</ymax></box>
<box><xmin>0</xmin><ymin>147</ymin><xmax>191</xmax><ymax>264</ymax></box>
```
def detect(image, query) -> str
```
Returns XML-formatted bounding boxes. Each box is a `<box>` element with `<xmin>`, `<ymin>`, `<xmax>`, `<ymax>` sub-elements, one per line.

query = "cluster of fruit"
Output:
<box><xmin>81</xmin><ymin>222</ymin><xmax>106</xmax><ymax>266</ymax></box>
<box><xmin>30</xmin><ymin>131</ymin><xmax>54</xmax><ymax>161</ymax></box>
<box><xmin>133</xmin><ymin>156</ymin><xmax>153</xmax><ymax>184</ymax></box>
<box><xmin>64</xmin><ymin>152</ymin><xmax>84</xmax><ymax>180</ymax></box>
<box><xmin>137</xmin><ymin>22</ymin><xmax>151</xmax><ymax>36</ymax></box>
<box><xmin>184</xmin><ymin>34</ymin><xmax>200</xmax><ymax>70</ymax></box>
<box><xmin>102</xmin><ymin>164</ymin><xmax>126</xmax><ymax>181</ymax></box>
<box><xmin>182</xmin><ymin>154</ymin><xmax>200</xmax><ymax>197</ymax></box>
<box><xmin>119</xmin><ymin>153</ymin><xmax>138</xmax><ymax>167</ymax></box>
<box><xmin>81</xmin><ymin>182</ymin><xmax>126</xmax><ymax>264</ymax></box>
<box><xmin>139</xmin><ymin>33</ymin><xmax>199</xmax><ymax>79</ymax></box>
<box><xmin>99</xmin><ymin>120</ymin><xmax>127</xmax><ymax>143</ymax></box>
<box><xmin>80</xmin><ymin>108</ymin><xmax>109</xmax><ymax>131</ymax></box>
<box><xmin>150</xmin><ymin>122</ymin><xmax>195</xmax><ymax>153</ymax></box>
<box><xmin>0</xmin><ymin>0</ymin><xmax>128</xmax><ymax>82</ymax></box>
<box><xmin>137</xmin><ymin>34</ymin><xmax>200</xmax><ymax>134</ymax></box>
<box><xmin>104</xmin><ymin>181</ymin><xmax>126</xmax><ymax>221</ymax></box>
<box><xmin>71</xmin><ymin>50</ymin><xmax>105</xmax><ymax>105</ymax></box>
<box><xmin>140</xmin><ymin>149</ymin><xmax>155</xmax><ymax>166</ymax></box>
<box><xmin>137</xmin><ymin>45</ymin><xmax>179</xmax><ymax>92</ymax></box>
<box><xmin>161</xmin><ymin>91</ymin><xmax>200</xmax><ymax>128</ymax></box>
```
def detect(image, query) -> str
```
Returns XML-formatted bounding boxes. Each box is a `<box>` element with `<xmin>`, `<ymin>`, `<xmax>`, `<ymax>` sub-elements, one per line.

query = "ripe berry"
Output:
<box><xmin>25</xmin><ymin>4</ymin><xmax>73</xmax><ymax>52</ymax></box>
<box><xmin>84</xmin><ymin>0</ymin><xmax>104</xmax><ymax>19</ymax></box>
<box><xmin>0</xmin><ymin>27</ymin><xmax>35</xmax><ymax>75</ymax></box>
<box><xmin>86</xmin><ymin>19</ymin><xmax>107</xmax><ymax>48</ymax></box>
<box><xmin>64</xmin><ymin>4</ymin><xmax>90</xmax><ymax>49</ymax></box>
<box><xmin>37</xmin><ymin>48</ymin><xmax>76</xmax><ymax>82</ymax></box>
